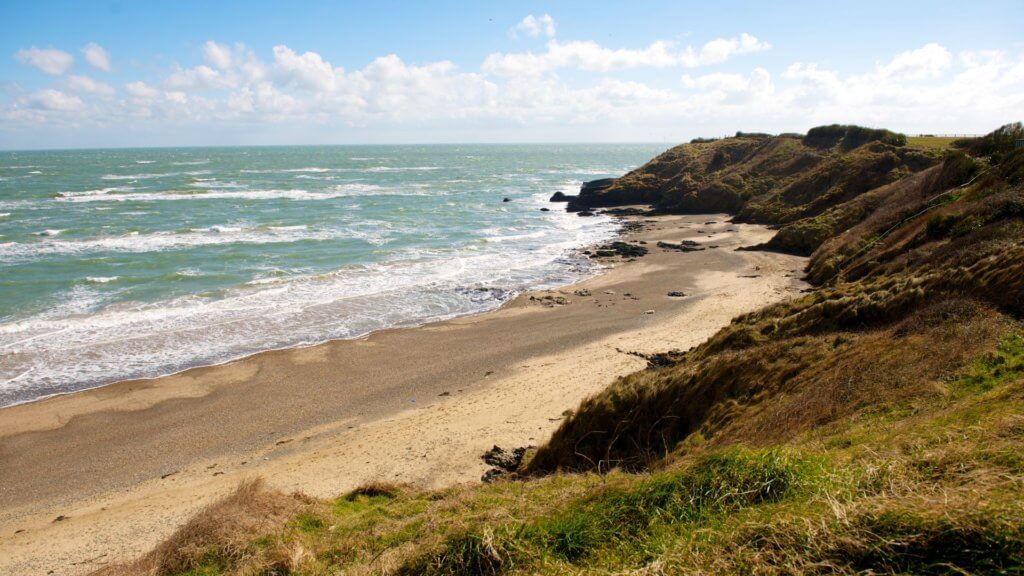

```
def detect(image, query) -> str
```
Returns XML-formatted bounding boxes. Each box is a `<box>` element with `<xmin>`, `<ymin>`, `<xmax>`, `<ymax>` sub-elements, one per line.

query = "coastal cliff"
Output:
<box><xmin>96</xmin><ymin>124</ymin><xmax>1024</xmax><ymax>575</ymax></box>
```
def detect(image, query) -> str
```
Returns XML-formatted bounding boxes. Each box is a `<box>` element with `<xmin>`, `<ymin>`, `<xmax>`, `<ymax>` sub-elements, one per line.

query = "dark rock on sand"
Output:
<box><xmin>602</xmin><ymin>207</ymin><xmax>649</xmax><ymax>217</ymax></box>
<box><xmin>667</xmin><ymin>291</ymin><xmax>687</xmax><ymax>297</ymax></box>
<box><xmin>503</xmin><ymin>197</ymin><xmax>511</xmax><ymax>202</ymax></box>
<box><xmin>540</xmin><ymin>207</ymin><xmax>551</xmax><ymax>212</ymax></box>
<box><xmin>590</xmin><ymin>241</ymin><xmax>648</xmax><ymax>258</ymax></box>
<box><xmin>481</xmin><ymin>469</ymin><xmax>505</xmax><ymax>483</ymax></box>
<box><xmin>657</xmin><ymin>240</ymin><xmax>704</xmax><ymax>252</ymax></box>
<box><xmin>577</xmin><ymin>210</ymin><xmax>595</xmax><ymax>217</ymax></box>
<box><xmin>481</xmin><ymin>445</ymin><xmax>529</xmax><ymax>483</ymax></box>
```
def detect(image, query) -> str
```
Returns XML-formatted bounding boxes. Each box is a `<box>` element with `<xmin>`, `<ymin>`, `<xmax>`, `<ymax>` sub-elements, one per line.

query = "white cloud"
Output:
<box><xmin>165</xmin><ymin>91</ymin><xmax>188</xmax><ymax>104</ymax></box>
<box><xmin>15</xmin><ymin>46</ymin><xmax>75</xmax><ymax>75</ymax></box>
<box><xmin>24</xmin><ymin>89</ymin><xmax>83</xmax><ymax>110</ymax></box>
<box><xmin>685</xmin><ymin>33</ymin><xmax>771</xmax><ymax>67</ymax></box>
<box><xmin>166</xmin><ymin>64</ymin><xmax>232</xmax><ymax>90</ymax></box>
<box><xmin>483</xmin><ymin>34</ymin><xmax>771</xmax><ymax>76</ymax></box>
<box><xmin>203</xmin><ymin>40</ymin><xmax>233</xmax><ymax>70</ymax></box>
<box><xmin>272</xmin><ymin>45</ymin><xmax>337</xmax><ymax>91</ymax></box>
<box><xmin>512</xmin><ymin>14</ymin><xmax>556</xmax><ymax>39</ymax></box>
<box><xmin>81</xmin><ymin>43</ymin><xmax>111</xmax><ymax>72</ymax></box>
<box><xmin>877</xmin><ymin>42</ymin><xmax>952</xmax><ymax>79</ymax></box>
<box><xmin>65</xmin><ymin>75</ymin><xmax>115</xmax><ymax>97</ymax></box>
<box><xmin>124</xmin><ymin>81</ymin><xmax>160</xmax><ymax>99</ymax></box>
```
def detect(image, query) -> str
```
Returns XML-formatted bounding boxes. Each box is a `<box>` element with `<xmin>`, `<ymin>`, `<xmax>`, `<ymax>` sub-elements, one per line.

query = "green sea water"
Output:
<box><xmin>0</xmin><ymin>143</ymin><xmax>664</xmax><ymax>406</ymax></box>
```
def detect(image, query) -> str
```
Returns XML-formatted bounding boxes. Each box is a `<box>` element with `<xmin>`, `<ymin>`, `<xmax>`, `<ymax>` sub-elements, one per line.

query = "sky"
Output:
<box><xmin>1</xmin><ymin>0</ymin><xmax>1022</xmax><ymax>149</ymax></box>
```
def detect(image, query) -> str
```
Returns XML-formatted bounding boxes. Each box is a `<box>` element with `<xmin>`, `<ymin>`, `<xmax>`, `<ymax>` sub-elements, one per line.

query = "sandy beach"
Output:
<box><xmin>0</xmin><ymin>213</ymin><xmax>806</xmax><ymax>575</ymax></box>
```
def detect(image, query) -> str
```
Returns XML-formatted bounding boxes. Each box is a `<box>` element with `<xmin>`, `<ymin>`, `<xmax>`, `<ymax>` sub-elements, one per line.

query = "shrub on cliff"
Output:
<box><xmin>803</xmin><ymin>124</ymin><xmax>907</xmax><ymax>149</ymax></box>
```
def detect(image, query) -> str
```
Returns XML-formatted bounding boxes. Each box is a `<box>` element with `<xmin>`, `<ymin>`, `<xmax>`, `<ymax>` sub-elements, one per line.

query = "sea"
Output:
<box><xmin>0</xmin><ymin>143</ymin><xmax>664</xmax><ymax>407</ymax></box>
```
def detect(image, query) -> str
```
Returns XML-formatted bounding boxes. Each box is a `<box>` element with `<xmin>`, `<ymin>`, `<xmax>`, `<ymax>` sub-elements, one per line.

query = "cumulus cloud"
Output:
<box><xmin>124</xmin><ymin>81</ymin><xmax>160</xmax><ymax>99</ymax></box>
<box><xmin>272</xmin><ymin>45</ymin><xmax>338</xmax><ymax>91</ymax></box>
<box><xmin>23</xmin><ymin>89</ymin><xmax>83</xmax><ymax>110</ymax></box>
<box><xmin>483</xmin><ymin>33</ymin><xmax>770</xmax><ymax>75</ymax></box>
<box><xmin>166</xmin><ymin>64</ymin><xmax>232</xmax><ymax>90</ymax></box>
<box><xmin>203</xmin><ymin>40</ymin><xmax>233</xmax><ymax>70</ymax></box>
<box><xmin>65</xmin><ymin>75</ymin><xmax>115</xmax><ymax>97</ymax></box>
<box><xmin>512</xmin><ymin>14</ymin><xmax>556</xmax><ymax>38</ymax></box>
<box><xmin>877</xmin><ymin>42</ymin><xmax>952</xmax><ymax>79</ymax></box>
<box><xmin>81</xmin><ymin>43</ymin><xmax>111</xmax><ymax>72</ymax></box>
<box><xmin>15</xmin><ymin>46</ymin><xmax>75</xmax><ymax>75</ymax></box>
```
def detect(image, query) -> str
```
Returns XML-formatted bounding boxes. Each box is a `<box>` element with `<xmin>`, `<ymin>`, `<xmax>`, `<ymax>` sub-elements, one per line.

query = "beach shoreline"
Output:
<box><xmin>0</xmin><ymin>208</ymin><xmax>619</xmax><ymax>422</ymax></box>
<box><xmin>0</xmin><ymin>211</ymin><xmax>807</xmax><ymax>575</ymax></box>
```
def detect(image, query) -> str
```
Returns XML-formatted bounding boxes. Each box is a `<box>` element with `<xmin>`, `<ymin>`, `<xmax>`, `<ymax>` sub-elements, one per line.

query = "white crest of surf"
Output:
<box><xmin>0</xmin><ymin>225</ymin><xmax>343</xmax><ymax>262</ymax></box>
<box><xmin>53</xmin><ymin>183</ymin><xmax>401</xmax><ymax>203</ymax></box>
<box><xmin>84</xmin><ymin>276</ymin><xmax>119</xmax><ymax>283</ymax></box>
<box><xmin>100</xmin><ymin>170</ymin><xmax>212</xmax><ymax>181</ymax></box>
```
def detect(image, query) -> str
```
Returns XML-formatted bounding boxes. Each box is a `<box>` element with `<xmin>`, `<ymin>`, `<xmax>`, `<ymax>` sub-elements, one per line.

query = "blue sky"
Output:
<box><xmin>1</xmin><ymin>0</ymin><xmax>1022</xmax><ymax>149</ymax></box>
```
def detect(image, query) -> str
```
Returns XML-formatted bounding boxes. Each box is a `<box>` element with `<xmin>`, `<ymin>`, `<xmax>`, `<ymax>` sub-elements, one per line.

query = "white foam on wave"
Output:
<box><xmin>85</xmin><ymin>276</ymin><xmax>119</xmax><ymax>284</ymax></box>
<box><xmin>0</xmin><ymin>225</ymin><xmax>344</xmax><ymax>262</ymax></box>
<box><xmin>171</xmin><ymin>160</ymin><xmax>210</xmax><ymax>166</ymax></box>
<box><xmin>187</xmin><ymin>179</ymin><xmax>247</xmax><ymax>190</ymax></box>
<box><xmin>364</xmin><ymin>166</ymin><xmax>440</xmax><ymax>172</ymax></box>
<box><xmin>37</xmin><ymin>229</ymin><xmax>64</xmax><ymax>237</ymax></box>
<box><xmin>0</xmin><ymin>189</ymin><xmax>618</xmax><ymax>406</ymax></box>
<box><xmin>100</xmin><ymin>170</ymin><xmax>211</xmax><ymax>181</ymax></box>
<box><xmin>135</xmin><ymin>160</ymin><xmax>156</xmax><ymax>164</ymax></box>
<box><xmin>239</xmin><ymin>167</ymin><xmax>332</xmax><ymax>174</ymax></box>
<box><xmin>53</xmin><ymin>184</ymin><xmax>391</xmax><ymax>203</ymax></box>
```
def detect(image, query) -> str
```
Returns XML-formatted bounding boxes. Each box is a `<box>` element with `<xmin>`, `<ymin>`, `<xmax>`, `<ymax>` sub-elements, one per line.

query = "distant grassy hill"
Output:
<box><xmin>97</xmin><ymin>123</ymin><xmax>1024</xmax><ymax>576</ymax></box>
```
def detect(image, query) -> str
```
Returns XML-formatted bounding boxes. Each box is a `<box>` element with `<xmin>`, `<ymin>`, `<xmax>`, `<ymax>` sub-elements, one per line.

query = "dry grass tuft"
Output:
<box><xmin>343</xmin><ymin>481</ymin><xmax>404</xmax><ymax>501</ymax></box>
<box><xmin>93</xmin><ymin>479</ymin><xmax>308</xmax><ymax>576</ymax></box>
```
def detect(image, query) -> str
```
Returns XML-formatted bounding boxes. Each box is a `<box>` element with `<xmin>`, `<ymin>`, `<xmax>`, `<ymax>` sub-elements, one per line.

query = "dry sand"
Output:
<box><xmin>0</xmin><ymin>213</ymin><xmax>807</xmax><ymax>575</ymax></box>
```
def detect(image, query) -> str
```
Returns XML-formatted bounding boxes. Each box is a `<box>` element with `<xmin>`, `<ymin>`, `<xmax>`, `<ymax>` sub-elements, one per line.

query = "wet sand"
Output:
<box><xmin>0</xmin><ymin>213</ymin><xmax>807</xmax><ymax>574</ymax></box>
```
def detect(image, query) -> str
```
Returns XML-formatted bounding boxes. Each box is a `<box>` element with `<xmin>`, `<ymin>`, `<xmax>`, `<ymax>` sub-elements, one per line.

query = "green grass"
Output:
<box><xmin>952</xmin><ymin>331</ymin><xmax>1024</xmax><ymax>395</ymax></box>
<box><xmin>907</xmin><ymin>135</ymin><xmax>960</xmax><ymax>150</ymax></box>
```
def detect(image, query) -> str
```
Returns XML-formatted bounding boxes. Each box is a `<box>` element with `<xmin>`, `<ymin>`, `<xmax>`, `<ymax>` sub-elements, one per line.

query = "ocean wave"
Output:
<box><xmin>54</xmin><ymin>183</ymin><xmax>390</xmax><ymax>203</ymax></box>
<box><xmin>0</xmin><ymin>225</ymin><xmax>345</xmax><ymax>262</ymax></box>
<box><xmin>239</xmin><ymin>167</ymin><xmax>333</xmax><ymax>174</ymax></box>
<box><xmin>171</xmin><ymin>160</ymin><xmax>210</xmax><ymax>166</ymax></box>
<box><xmin>84</xmin><ymin>276</ymin><xmax>120</xmax><ymax>284</ymax></box>
<box><xmin>484</xmin><ymin>230</ymin><xmax>548</xmax><ymax>243</ymax></box>
<box><xmin>363</xmin><ymin>166</ymin><xmax>440</xmax><ymax>172</ymax></box>
<box><xmin>187</xmin><ymin>179</ymin><xmax>247</xmax><ymax>189</ymax></box>
<box><xmin>100</xmin><ymin>170</ymin><xmax>212</xmax><ymax>181</ymax></box>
